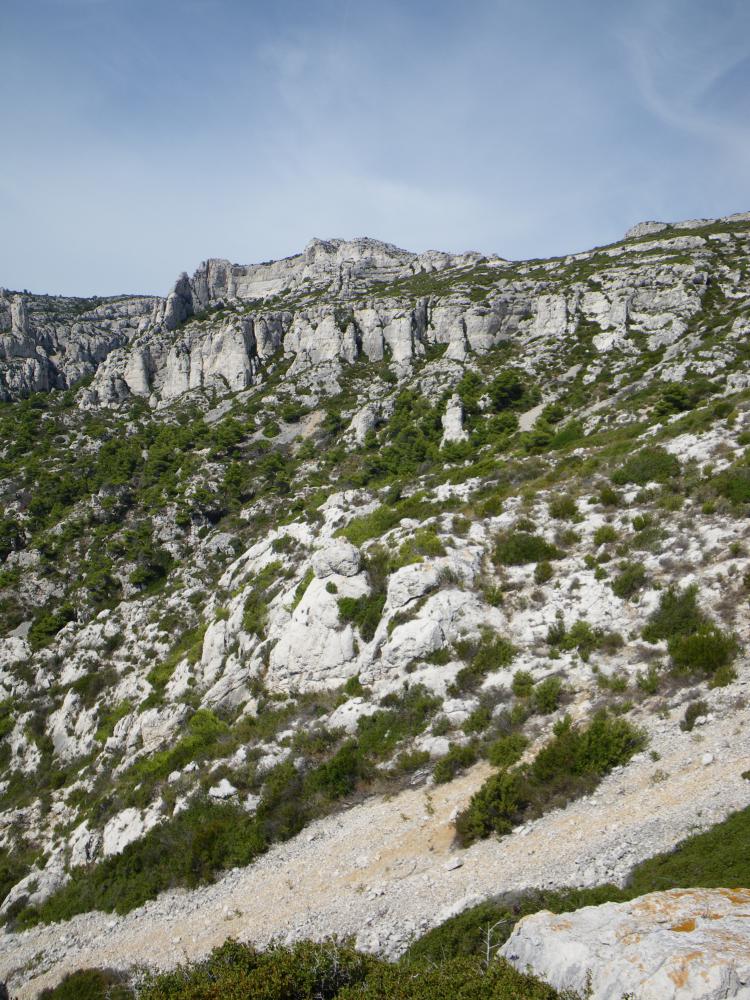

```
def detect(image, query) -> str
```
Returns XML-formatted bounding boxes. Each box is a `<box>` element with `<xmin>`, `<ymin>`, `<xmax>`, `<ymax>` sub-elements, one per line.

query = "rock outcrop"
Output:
<box><xmin>0</xmin><ymin>289</ymin><xmax>158</xmax><ymax>400</ymax></box>
<box><xmin>500</xmin><ymin>888</ymin><xmax>750</xmax><ymax>1000</ymax></box>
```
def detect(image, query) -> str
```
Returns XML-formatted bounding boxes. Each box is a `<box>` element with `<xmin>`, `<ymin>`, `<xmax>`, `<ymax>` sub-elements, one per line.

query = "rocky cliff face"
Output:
<box><xmin>0</xmin><ymin>290</ymin><xmax>159</xmax><ymax>400</ymax></box>
<box><xmin>2</xmin><ymin>211</ymin><xmax>750</xmax><ymax>995</ymax></box>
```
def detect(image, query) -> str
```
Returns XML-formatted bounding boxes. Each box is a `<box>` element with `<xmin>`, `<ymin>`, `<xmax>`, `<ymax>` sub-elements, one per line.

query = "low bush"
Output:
<box><xmin>433</xmin><ymin>743</ymin><xmax>478</xmax><ymax>784</ymax></box>
<box><xmin>356</xmin><ymin>685</ymin><xmax>440</xmax><ymax>761</ymax></box>
<box><xmin>531</xmin><ymin>676</ymin><xmax>564</xmax><ymax>715</ymax></box>
<box><xmin>39</xmin><ymin>968</ymin><xmax>132</xmax><ymax>1000</ymax></box>
<box><xmin>642</xmin><ymin>585</ymin><xmax>737</xmax><ymax>681</ymax></box>
<box><xmin>28</xmin><ymin>602</ymin><xmax>76</xmax><ymax>650</ymax></box>
<box><xmin>713</xmin><ymin>465</ymin><xmax>750</xmax><ymax>506</ymax></box>
<box><xmin>486</xmin><ymin>732</ymin><xmax>528</xmax><ymax>769</ymax></box>
<box><xmin>455</xmin><ymin>711</ymin><xmax>645</xmax><ymax>846</ymax></box>
<box><xmin>612</xmin><ymin>447</ymin><xmax>680</xmax><ymax>486</ymax></box>
<box><xmin>511</xmin><ymin>670</ymin><xmax>534</xmax><ymax>698</ymax></box>
<box><xmin>548</xmin><ymin>495</ymin><xmax>579</xmax><ymax>521</ymax></box>
<box><xmin>134</xmin><ymin>937</ymin><xmax>568</xmax><ymax>1000</ymax></box>
<box><xmin>680</xmin><ymin>699</ymin><xmax>709</xmax><ymax>732</ymax></box>
<box><xmin>550</xmin><ymin>619</ymin><xmax>623</xmax><ymax>661</ymax></box>
<box><xmin>642</xmin><ymin>584</ymin><xmax>705</xmax><ymax>643</ymax></box>
<box><xmin>611</xmin><ymin>561</ymin><xmax>647</xmax><ymax>600</ymax></box>
<box><xmin>448</xmin><ymin>630</ymin><xmax>516</xmax><ymax>695</ymax></box>
<box><xmin>593</xmin><ymin>524</ymin><xmax>617</xmax><ymax>546</ymax></box>
<box><xmin>242</xmin><ymin>561</ymin><xmax>283</xmax><ymax>637</ymax></box>
<box><xmin>337</xmin><ymin>593</ymin><xmax>386</xmax><ymax>642</ymax></box>
<box><xmin>668</xmin><ymin>626</ymin><xmax>737</xmax><ymax>679</ymax></box>
<box><xmin>494</xmin><ymin>531</ymin><xmax>563</xmax><ymax>566</ymax></box>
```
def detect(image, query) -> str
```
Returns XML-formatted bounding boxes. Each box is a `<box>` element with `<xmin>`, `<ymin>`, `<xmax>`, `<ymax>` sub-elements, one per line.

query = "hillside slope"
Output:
<box><xmin>1</xmin><ymin>210</ymin><xmax>750</xmax><ymax>992</ymax></box>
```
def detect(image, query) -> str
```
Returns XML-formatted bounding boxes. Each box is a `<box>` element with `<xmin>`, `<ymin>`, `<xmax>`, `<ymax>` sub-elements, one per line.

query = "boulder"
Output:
<box><xmin>312</xmin><ymin>541</ymin><xmax>361</xmax><ymax>578</ymax></box>
<box><xmin>499</xmin><ymin>888</ymin><xmax>750</xmax><ymax>1000</ymax></box>
<box><xmin>208</xmin><ymin>778</ymin><xmax>237</xmax><ymax>800</ymax></box>
<box><xmin>102</xmin><ymin>803</ymin><xmax>163</xmax><ymax>857</ymax></box>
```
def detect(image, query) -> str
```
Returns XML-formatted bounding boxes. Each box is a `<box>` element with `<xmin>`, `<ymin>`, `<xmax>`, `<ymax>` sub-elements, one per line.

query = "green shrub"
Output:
<box><xmin>341</xmin><ymin>954</ymin><xmax>564</xmax><ymax>999</ymax></box>
<box><xmin>20</xmin><ymin>798</ymin><xmax>268</xmax><ymax>925</ymax></box>
<box><xmin>137</xmin><ymin>938</ymin><xmax>567</xmax><ymax>1000</ymax></box>
<box><xmin>337</xmin><ymin>593</ymin><xmax>386</xmax><ymax>641</ymax></box>
<box><xmin>28</xmin><ymin>603</ymin><xmax>76</xmax><ymax>650</ymax></box>
<box><xmin>456</xmin><ymin>712</ymin><xmax>645</xmax><ymax>846</ymax></box>
<box><xmin>242</xmin><ymin>561</ymin><xmax>282</xmax><ymax>637</ymax></box>
<box><xmin>593</xmin><ymin>524</ymin><xmax>617</xmax><ymax>546</ymax></box>
<box><xmin>642</xmin><ymin>584</ymin><xmax>705</xmax><ymax>642</ymax></box>
<box><xmin>611</xmin><ymin>561</ymin><xmax>647</xmax><ymax>600</ymax></box>
<box><xmin>511</xmin><ymin>670</ymin><xmax>534</xmax><ymax>698</ymax></box>
<box><xmin>598</xmin><ymin>485</ymin><xmax>620</xmax><ymax>507</ymax></box>
<box><xmin>242</xmin><ymin>592</ymin><xmax>267</xmax><ymax>636</ymax></box>
<box><xmin>654</xmin><ymin>378</ymin><xmax>715</xmax><ymax>416</ymax></box>
<box><xmin>531</xmin><ymin>676</ymin><xmax>563</xmax><ymax>714</ymax></box>
<box><xmin>713</xmin><ymin>465</ymin><xmax>750</xmax><ymax>505</ymax></box>
<box><xmin>635</xmin><ymin>663</ymin><xmax>662</xmax><ymax>695</ymax></box>
<box><xmin>494</xmin><ymin>531</ymin><xmax>563</xmax><ymax>566</ymax></box>
<box><xmin>39</xmin><ymin>969</ymin><xmax>132</xmax><ymax>999</ymax></box>
<box><xmin>305</xmin><ymin>740</ymin><xmax>366</xmax><ymax>800</ymax></box>
<box><xmin>448</xmin><ymin>631</ymin><xmax>516</xmax><ymax>695</ymax></box>
<box><xmin>433</xmin><ymin>743</ymin><xmax>478</xmax><ymax>784</ymax></box>
<box><xmin>612</xmin><ymin>447</ymin><xmax>680</xmax><ymax>485</ymax></box>
<box><xmin>463</xmin><ymin>704</ymin><xmax>493</xmax><ymax>734</ymax></box>
<box><xmin>0</xmin><ymin>517</ymin><xmax>23</xmax><ymax>562</ymax></box>
<box><xmin>680</xmin><ymin>699</ymin><xmax>709</xmax><ymax>732</ymax></box>
<box><xmin>292</xmin><ymin>568</ymin><xmax>314</xmax><ymax>609</ymax></box>
<box><xmin>552</xmin><ymin>619</ymin><xmax>623</xmax><ymax>661</ymax></box>
<box><xmin>338</xmin><ymin>496</ymin><xmax>441</xmax><ymax>546</ymax></box>
<box><xmin>534</xmin><ymin>560</ymin><xmax>553</xmax><ymax>584</ymax></box>
<box><xmin>548</xmin><ymin>495</ymin><xmax>579</xmax><ymax>521</ymax></box>
<box><xmin>356</xmin><ymin>685</ymin><xmax>440</xmax><ymax>761</ymax></box>
<box><xmin>668</xmin><ymin>626</ymin><xmax>737</xmax><ymax>678</ymax></box>
<box><xmin>487</xmin><ymin>732</ymin><xmax>528</xmax><ymax>769</ymax></box>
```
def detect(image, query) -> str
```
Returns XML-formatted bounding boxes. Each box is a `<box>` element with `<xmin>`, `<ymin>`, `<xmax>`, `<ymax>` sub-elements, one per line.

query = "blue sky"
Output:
<box><xmin>1</xmin><ymin>0</ymin><xmax>749</xmax><ymax>295</ymax></box>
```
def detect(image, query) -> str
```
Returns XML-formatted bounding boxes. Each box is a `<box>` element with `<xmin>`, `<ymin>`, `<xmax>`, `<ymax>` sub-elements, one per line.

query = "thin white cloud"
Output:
<box><xmin>618</xmin><ymin>0</ymin><xmax>750</xmax><ymax>166</ymax></box>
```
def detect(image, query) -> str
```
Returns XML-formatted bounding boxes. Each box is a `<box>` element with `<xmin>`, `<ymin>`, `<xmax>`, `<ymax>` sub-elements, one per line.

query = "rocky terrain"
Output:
<box><xmin>1</xmin><ymin>210</ymin><xmax>750</xmax><ymax>996</ymax></box>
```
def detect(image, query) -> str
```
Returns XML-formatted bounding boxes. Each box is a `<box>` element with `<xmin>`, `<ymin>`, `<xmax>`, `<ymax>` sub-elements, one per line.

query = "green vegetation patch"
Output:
<box><xmin>455</xmin><ymin>711</ymin><xmax>645</xmax><ymax>846</ymax></box>
<box><xmin>449</xmin><ymin>630</ymin><xmax>516</xmax><ymax>695</ymax></box>
<box><xmin>494</xmin><ymin>531</ymin><xmax>563</xmax><ymax>566</ymax></box>
<box><xmin>642</xmin><ymin>584</ymin><xmax>738</xmax><ymax>683</ymax></box>
<box><xmin>135</xmin><ymin>938</ymin><xmax>567</xmax><ymax>1000</ymax></box>
<box><xmin>611</xmin><ymin>446</ymin><xmax>680</xmax><ymax>486</ymax></box>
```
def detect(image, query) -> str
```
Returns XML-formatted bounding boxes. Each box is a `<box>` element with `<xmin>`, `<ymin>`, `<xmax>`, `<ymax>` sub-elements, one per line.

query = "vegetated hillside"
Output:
<box><xmin>1</xmin><ymin>212</ymin><xmax>750</xmax><ymax>990</ymax></box>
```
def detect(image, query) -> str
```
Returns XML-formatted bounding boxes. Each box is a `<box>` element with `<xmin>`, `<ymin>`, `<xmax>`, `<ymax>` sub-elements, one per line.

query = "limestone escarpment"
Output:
<box><xmin>82</xmin><ymin>231</ymin><xmax>716</xmax><ymax>408</ymax></box>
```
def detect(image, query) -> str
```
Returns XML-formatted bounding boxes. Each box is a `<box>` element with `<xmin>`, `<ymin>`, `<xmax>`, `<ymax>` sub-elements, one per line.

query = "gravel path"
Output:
<box><xmin>3</xmin><ymin>684</ymin><xmax>750</xmax><ymax>998</ymax></box>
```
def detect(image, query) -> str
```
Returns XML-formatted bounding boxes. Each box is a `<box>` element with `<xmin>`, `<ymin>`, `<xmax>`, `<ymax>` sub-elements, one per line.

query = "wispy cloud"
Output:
<box><xmin>618</xmin><ymin>0</ymin><xmax>750</xmax><ymax>166</ymax></box>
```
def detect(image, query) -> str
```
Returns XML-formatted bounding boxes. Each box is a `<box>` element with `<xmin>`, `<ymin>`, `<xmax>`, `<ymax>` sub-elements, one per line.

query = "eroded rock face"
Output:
<box><xmin>499</xmin><ymin>888</ymin><xmax>750</xmax><ymax>1000</ymax></box>
<box><xmin>0</xmin><ymin>289</ymin><xmax>158</xmax><ymax>400</ymax></box>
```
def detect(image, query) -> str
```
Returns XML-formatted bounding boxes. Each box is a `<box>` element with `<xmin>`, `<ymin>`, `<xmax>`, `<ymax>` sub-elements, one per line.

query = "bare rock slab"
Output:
<box><xmin>499</xmin><ymin>888</ymin><xmax>750</xmax><ymax>1000</ymax></box>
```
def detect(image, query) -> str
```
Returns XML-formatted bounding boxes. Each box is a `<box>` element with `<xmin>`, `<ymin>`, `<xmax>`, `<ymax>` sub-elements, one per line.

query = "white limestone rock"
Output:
<box><xmin>102</xmin><ymin>802</ymin><xmax>164</xmax><ymax>857</ymax></box>
<box><xmin>326</xmin><ymin>696</ymin><xmax>379</xmax><ymax>734</ymax></box>
<box><xmin>500</xmin><ymin>888</ymin><xmax>750</xmax><ymax>1000</ymax></box>
<box><xmin>267</xmin><ymin>572</ymin><xmax>370</xmax><ymax>691</ymax></box>
<box><xmin>68</xmin><ymin>820</ymin><xmax>102</xmax><ymax>868</ymax></box>
<box><xmin>441</xmin><ymin>394</ymin><xmax>468</xmax><ymax>445</ymax></box>
<box><xmin>312</xmin><ymin>542</ymin><xmax>361</xmax><ymax>579</ymax></box>
<box><xmin>208</xmin><ymin>778</ymin><xmax>237</xmax><ymax>800</ymax></box>
<box><xmin>0</xmin><ymin>858</ymin><xmax>68</xmax><ymax>916</ymax></box>
<box><xmin>625</xmin><ymin>220</ymin><xmax>668</xmax><ymax>240</ymax></box>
